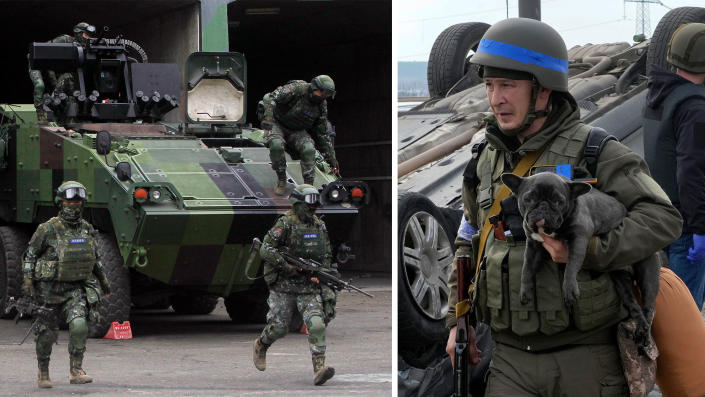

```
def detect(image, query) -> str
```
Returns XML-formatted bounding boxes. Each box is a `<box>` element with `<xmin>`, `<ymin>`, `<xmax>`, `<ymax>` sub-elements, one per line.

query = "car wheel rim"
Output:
<box><xmin>402</xmin><ymin>211</ymin><xmax>453</xmax><ymax>320</ymax></box>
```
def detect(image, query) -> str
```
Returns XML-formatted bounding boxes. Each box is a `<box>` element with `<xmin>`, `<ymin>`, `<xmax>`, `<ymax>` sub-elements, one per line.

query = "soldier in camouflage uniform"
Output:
<box><xmin>28</xmin><ymin>22</ymin><xmax>96</xmax><ymax>122</ymax></box>
<box><xmin>258</xmin><ymin>75</ymin><xmax>339</xmax><ymax>195</ymax></box>
<box><xmin>21</xmin><ymin>181</ymin><xmax>110</xmax><ymax>388</ymax></box>
<box><xmin>253</xmin><ymin>184</ymin><xmax>338</xmax><ymax>385</ymax></box>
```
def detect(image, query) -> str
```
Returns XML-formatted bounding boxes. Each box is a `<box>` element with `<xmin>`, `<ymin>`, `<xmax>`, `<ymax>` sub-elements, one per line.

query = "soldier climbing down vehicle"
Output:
<box><xmin>258</xmin><ymin>75</ymin><xmax>339</xmax><ymax>195</ymax></box>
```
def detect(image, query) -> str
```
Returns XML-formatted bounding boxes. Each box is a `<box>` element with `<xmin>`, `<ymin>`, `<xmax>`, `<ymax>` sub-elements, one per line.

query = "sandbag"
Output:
<box><xmin>652</xmin><ymin>267</ymin><xmax>705</xmax><ymax>397</ymax></box>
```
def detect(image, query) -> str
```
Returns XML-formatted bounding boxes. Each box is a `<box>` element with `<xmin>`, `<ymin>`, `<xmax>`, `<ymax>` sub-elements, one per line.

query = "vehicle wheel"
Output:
<box><xmin>646</xmin><ymin>7</ymin><xmax>705</xmax><ymax>76</ymax></box>
<box><xmin>88</xmin><ymin>233</ymin><xmax>131</xmax><ymax>337</ymax></box>
<box><xmin>398</xmin><ymin>192</ymin><xmax>455</xmax><ymax>367</ymax></box>
<box><xmin>427</xmin><ymin>22</ymin><xmax>490</xmax><ymax>98</ymax></box>
<box><xmin>0</xmin><ymin>226</ymin><xmax>28</xmax><ymax>319</ymax></box>
<box><xmin>171</xmin><ymin>294</ymin><xmax>219</xmax><ymax>315</ymax></box>
<box><xmin>225</xmin><ymin>284</ymin><xmax>269</xmax><ymax>324</ymax></box>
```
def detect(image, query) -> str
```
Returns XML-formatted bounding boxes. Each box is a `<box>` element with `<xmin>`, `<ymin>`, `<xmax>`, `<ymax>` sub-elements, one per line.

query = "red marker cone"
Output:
<box><xmin>103</xmin><ymin>321</ymin><xmax>133</xmax><ymax>339</ymax></box>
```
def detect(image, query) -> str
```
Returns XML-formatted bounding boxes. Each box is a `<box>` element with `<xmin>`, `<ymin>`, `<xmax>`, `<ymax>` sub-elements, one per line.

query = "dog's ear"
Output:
<box><xmin>501</xmin><ymin>173</ymin><xmax>523</xmax><ymax>193</ymax></box>
<box><xmin>569</xmin><ymin>181</ymin><xmax>591</xmax><ymax>198</ymax></box>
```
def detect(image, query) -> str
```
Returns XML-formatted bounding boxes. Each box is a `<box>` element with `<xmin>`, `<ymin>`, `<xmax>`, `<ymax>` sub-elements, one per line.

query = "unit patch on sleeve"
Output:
<box><xmin>272</xmin><ymin>227</ymin><xmax>283</xmax><ymax>239</ymax></box>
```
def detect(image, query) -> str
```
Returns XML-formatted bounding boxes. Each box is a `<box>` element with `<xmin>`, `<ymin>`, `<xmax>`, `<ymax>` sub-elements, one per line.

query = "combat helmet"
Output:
<box><xmin>667</xmin><ymin>23</ymin><xmax>705</xmax><ymax>74</ymax></box>
<box><xmin>470</xmin><ymin>18</ymin><xmax>569</xmax><ymax>92</ymax></box>
<box><xmin>55</xmin><ymin>181</ymin><xmax>87</xmax><ymax>205</ymax></box>
<box><xmin>73</xmin><ymin>22</ymin><xmax>96</xmax><ymax>46</ymax></box>
<box><xmin>289</xmin><ymin>184</ymin><xmax>320</xmax><ymax>206</ymax></box>
<box><xmin>310</xmin><ymin>75</ymin><xmax>336</xmax><ymax>99</ymax></box>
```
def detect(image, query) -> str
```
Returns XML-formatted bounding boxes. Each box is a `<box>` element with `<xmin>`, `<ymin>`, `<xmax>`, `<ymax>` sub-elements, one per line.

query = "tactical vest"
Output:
<box><xmin>274</xmin><ymin>93</ymin><xmax>323</xmax><ymax>131</ymax></box>
<box><xmin>286</xmin><ymin>213</ymin><xmax>328</xmax><ymax>262</ymax></box>
<box><xmin>472</xmin><ymin>123</ymin><xmax>625</xmax><ymax>338</ymax></box>
<box><xmin>643</xmin><ymin>83</ymin><xmax>705</xmax><ymax>206</ymax></box>
<box><xmin>48</xmin><ymin>218</ymin><xmax>96</xmax><ymax>282</ymax></box>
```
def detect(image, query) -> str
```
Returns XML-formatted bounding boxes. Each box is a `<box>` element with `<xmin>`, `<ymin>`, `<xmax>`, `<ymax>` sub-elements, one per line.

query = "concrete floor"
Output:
<box><xmin>0</xmin><ymin>274</ymin><xmax>392</xmax><ymax>397</ymax></box>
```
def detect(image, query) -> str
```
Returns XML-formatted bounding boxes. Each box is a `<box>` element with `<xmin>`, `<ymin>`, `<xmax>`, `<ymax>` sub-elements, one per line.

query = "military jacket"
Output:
<box><xmin>260</xmin><ymin>210</ymin><xmax>335</xmax><ymax>293</ymax></box>
<box><xmin>446</xmin><ymin>94</ymin><xmax>682</xmax><ymax>351</ymax></box>
<box><xmin>262</xmin><ymin>81</ymin><xmax>336</xmax><ymax>163</ymax></box>
<box><xmin>24</xmin><ymin>217</ymin><xmax>106</xmax><ymax>304</ymax></box>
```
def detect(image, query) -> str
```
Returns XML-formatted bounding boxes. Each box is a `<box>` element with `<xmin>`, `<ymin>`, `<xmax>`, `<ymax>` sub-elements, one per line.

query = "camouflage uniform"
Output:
<box><xmin>29</xmin><ymin>23</ymin><xmax>94</xmax><ymax>120</ymax></box>
<box><xmin>260</xmin><ymin>77</ymin><xmax>338</xmax><ymax>188</ymax></box>
<box><xmin>253</xmin><ymin>185</ymin><xmax>337</xmax><ymax>385</ymax></box>
<box><xmin>22</xmin><ymin>181</ymin><xmax>110</xmax><ymax>388</ymax></box>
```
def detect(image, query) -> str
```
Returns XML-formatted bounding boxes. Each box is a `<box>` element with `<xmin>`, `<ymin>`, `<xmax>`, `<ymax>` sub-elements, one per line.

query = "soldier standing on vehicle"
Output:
<box><xmin>253</xmin><ymin>184</ymin><xmax>338</xmax><ymax>385</ymax></box>
<box><xmin>444</xmin><ymin>18</ymin><xmax>681</xmax><ymax>396</ymax></box>
<box><xmin>28</xmin><ymin>22</ymin><xmax>96</xmax><ymax>123</ymax></box>
<box><xmin>644</xmin><ymin>23</ymin><xmax>705</xmax><ymax>310</ymax></box>
<box><xmin>22</xmin><ymin>181</ymin><xmax>110</xmax><ymax>388</ymax></box>
<box><xmin>258</xmin><ymin>76</ymin><xmax>339</xmax><ymax>195</ymax></box>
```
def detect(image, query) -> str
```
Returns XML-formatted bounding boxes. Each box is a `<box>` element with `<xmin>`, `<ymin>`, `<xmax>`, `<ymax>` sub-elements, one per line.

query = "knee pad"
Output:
<box><xmin>300</xmin><ymin>142</ymin><xmax>316</xmax><ymax>164</ymax></box>
<box><xmin>269</xmin><ymin>138</ymin><xmax>285</xmax><ymax>154</ymax></box>
<box><xmin>306</xmin><ymin>316</ymin><xmax>326</xmax><ymax>337</ymax></box>
<box><xmin>265</xmin><ymin>324</ymin><xmax>288</xmax><ymax>341</ymax></box>
<box><xmin>68</xmin><ymin>317</ymin><xmax>88</xmax><ymax>354</ymax></box>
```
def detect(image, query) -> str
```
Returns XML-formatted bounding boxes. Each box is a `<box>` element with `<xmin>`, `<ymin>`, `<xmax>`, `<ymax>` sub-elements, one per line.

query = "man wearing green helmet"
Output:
<box><xmin>22</xmin><ymin>181</ymin><xmax>110</xmax><ymax>388</ymax></box>
<box><xmin>644</xmin><ymin>23</ymin><xmax>705</xmax><ymax>310</ymax></box>
<box><xmin>253</xmin><ymin>184</ymin><xmax>338</xmax><ymax>385</ymax></box>
<box><xmin>258</xmin><ymin>75</ymin><xmax>340</xmax><ymax>195</ymax></box>
<box><xmin>444</xmin><ymin>18</ymin><xmax>681</xmax><ymax>396</ymax></box>
<box><xmin>28</xmin><ymin>22</ymin><xmax>96</xmax><ymax>123</ymax></box>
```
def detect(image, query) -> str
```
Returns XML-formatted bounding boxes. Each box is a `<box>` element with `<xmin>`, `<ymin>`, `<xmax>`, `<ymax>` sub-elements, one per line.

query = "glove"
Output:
<box><xmin>328</xmin><ymin>158</ymin><xmax>339</xmax><ymax>175</ymax></box>
<box><xmin>687</xmin><ymin>234</ymin><xmax>705</xmax><ymax>265</ymax></box>
<box><xmin>21</xmin><ymin>277</ymin><xmax>34</xmax><ymax>297</ymax></box>
<box><xmin>260</xmin><ymin>120</ymin><xmax>273</xmax><ymax>131</ymax></box>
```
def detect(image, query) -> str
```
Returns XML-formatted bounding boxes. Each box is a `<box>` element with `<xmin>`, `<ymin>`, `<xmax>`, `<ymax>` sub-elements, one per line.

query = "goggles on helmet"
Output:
<box><xmin>64</xmin><ymin>187</ymin><xmax>87</xmax><ymax>200</ymax></box>
<box><xmin>290</xmin><ymin>190</ymin><xmax>321</xmax><ymax>205</ymax></box>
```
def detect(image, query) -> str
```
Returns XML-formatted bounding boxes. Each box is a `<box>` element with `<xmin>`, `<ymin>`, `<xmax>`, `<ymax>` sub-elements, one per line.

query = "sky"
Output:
<box><xmin>397</xmin><ymin>0</ymin><xmax>705</xmax><ymax>62</ymax></box>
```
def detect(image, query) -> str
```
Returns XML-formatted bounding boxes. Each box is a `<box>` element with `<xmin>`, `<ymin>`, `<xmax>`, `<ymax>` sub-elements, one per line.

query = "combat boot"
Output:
<box><xmin>274</xmin><ymin>173</ymin><xmax>288</xmax><ymax>196</ymax></box>
<box><xmin>37</xmin><ymin>360</ymin><xmax>52</xmax><ymax>389</ymax></box>
<box><xmin>253</xmin><ymin>337</ymin><xmax>269</xmax><ymax>371</ymax></box>
<box><xmin>36</xmin><ymin>109</ymin><xmax>47</xmax><ymax>124</ymax></box>
<box><xmin>69</xmin><ymin>355</ymin><xmax>93</xmax><ymax>384</ymax></box>
<box><xmin>312</xmin><ymin>353</ymin><xmax>335</xmax><ymax>386</ymax></box>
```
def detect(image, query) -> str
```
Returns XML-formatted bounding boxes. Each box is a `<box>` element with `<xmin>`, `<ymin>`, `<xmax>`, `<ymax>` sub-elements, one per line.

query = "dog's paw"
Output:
<box><xmin>634</xmin><ymin>322</ymin><xmax>651</xmax><ymax>348</ymax></box>
<box><xmin>563</xmin><ymin>281</ymin><xmax>580</xmax><ymax>308</ymax></box>
<box><xmin>530</xmin><ymin>232</ymin><xmax>544</xmax><ymax>242</ymax></box>
<box><xmin>520</xmin><ymin>287</ymin><xmax>532</xmax><ymax>305</ymax></box>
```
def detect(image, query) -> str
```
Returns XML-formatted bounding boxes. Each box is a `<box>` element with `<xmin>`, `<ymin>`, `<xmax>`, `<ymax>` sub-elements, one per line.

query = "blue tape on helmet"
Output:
<box><xmin>457</xmin><ymin>216</ymin><xmax>478</xmax><ymax>241</ymax></box>
<box><xmin>477</xmin><ymin>39</ymin><xmax>569</xmax><ymax>74</ymax></box>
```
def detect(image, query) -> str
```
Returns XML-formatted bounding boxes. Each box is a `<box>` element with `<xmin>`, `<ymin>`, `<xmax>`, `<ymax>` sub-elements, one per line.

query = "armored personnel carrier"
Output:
<box><xmin>0</xmin><ymin>34</ymin><xmax>368</xmax><ymax>336</ymax></box>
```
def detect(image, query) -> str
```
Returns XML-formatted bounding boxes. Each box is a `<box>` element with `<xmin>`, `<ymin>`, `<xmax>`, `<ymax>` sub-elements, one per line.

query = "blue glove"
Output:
<box><xmin>687</xmin><ymin>234</ymin><xmax>705</xmax><ymax>265</ymax></box>
<box><xmin>457</xmin><ymin>216</ymin><xmax>478</xmax><ymax>241</ymax></box>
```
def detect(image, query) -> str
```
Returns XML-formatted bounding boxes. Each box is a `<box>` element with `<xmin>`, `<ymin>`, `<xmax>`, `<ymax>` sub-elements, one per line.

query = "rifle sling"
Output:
<box><xmin>456</xmin><ymin>146</ymin><xmax>545</xmax><ymax>319</ymax></box>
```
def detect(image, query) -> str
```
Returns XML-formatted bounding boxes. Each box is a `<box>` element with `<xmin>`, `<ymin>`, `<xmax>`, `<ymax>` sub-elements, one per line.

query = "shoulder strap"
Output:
<box><xmin>468</xmin><ymin>146</ymin><xmax>547</xmax><ymax>295</ymax></box>
<box><xmin>462</xmin><ymin>136</ymin><xmax>487</xmax><ymax>184</ymax></box>
<box><xmin>583</xmin><ymin>127</ymin><xmax>617</xmax><ymax>177</ymax></box>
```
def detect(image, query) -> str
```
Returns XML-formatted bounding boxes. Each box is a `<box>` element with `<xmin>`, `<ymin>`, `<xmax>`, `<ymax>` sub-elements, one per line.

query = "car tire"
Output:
<box><xmin>171</xmin><ymin>294</ymin><xmax>219</xmax><ymax>315</ymax></box>
<box><xmin>427</xmin><ymin>22</ymin><xmax>490</xmax><ymax>98</ymax></box>
<box><xmin>398</xmin><ymin>192</ymin><xmax>455</xmax><ymax>367</ymax></box>
<box><xmin>0</xmin><ymin>226</ymin><xmax>28</xmax><ymax>319</ymax></box>
<box><xmin>646</xmin><ymin>7</ymin><xmax>705</xmax><ymax>76</ymax></box>
<box><xmin>88</xmin><ymin>232</ymin><xmax>131</xmax><ymax>337</ymax></box>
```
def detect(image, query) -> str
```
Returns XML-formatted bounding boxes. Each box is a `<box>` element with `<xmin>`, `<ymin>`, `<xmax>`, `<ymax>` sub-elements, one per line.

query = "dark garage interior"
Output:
<box><xmin>228</xmin><ymin>0</ymin><xmax>392</xmax><ymax>273</ymax></box>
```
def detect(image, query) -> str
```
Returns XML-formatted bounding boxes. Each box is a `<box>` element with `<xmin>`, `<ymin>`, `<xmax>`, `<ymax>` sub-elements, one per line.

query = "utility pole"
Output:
<box><xmin>518</xmin><ymin>0</ymin><xmax>541</xmax><ymax>21</ymax></box>
<box><xmin>624</xmin><ymin>0</ymin><xmax>669</xmax><ymax>42</ymax></box>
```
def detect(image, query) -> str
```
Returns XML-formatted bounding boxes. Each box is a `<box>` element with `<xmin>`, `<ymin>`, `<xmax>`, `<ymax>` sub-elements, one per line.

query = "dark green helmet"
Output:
<box><xmin>55</xmin><ymin>181</ymin><xmax>87</xmax><ymax>205</ymax></box>
<box><xmin>470</xmin><ymin>18</ymin><xmax>569</xmax><ymax>92</ymax></box>
<box><xmin>667</xmin><ymin>23</ymin><xmax>705</xmax><ymax>74</ymax></box>
<box><xmin>289</xmin><ymin>184</ymin><xmax>320</xmax><ymax>206</ymax></box>
<box><xmin>73</xmin><ymin>22</ymin><xmax>96</xmax><ymax>36</ymax></box>
<box><xmin>310</xmin><ymin>75</ymin><xmax>336</xmax><ymax>99</ymax></box>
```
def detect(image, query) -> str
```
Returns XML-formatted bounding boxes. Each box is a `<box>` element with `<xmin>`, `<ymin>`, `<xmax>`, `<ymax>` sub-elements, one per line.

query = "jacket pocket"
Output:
<box><xmin>573</xmin><ymin>272</ymin><xmax>623</xmax><ymax>331</ymax></box>
<box><xmin>35</xmin><ymin>260</ymin><xmax>57</xmax><ymax>280</ymax></box>
<box><xmin>535</xmin><ymin>261</ymin><xmax>570</xmax><ymax>335</ymax></box>
<box><xmin>508</xmin><ymin>244</ymin><xmax>539</xmax><ymax>336</ymax></box>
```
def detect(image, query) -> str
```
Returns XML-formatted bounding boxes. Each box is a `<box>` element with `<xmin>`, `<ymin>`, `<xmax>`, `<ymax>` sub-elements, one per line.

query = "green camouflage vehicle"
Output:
<box><xmin>0</xmin><ymin>37</ymin><xmax>367</xmax><ymax>336</ymax></box>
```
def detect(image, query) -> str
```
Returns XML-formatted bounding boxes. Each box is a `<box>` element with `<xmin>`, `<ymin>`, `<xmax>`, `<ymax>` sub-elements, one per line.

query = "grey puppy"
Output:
<box><xmin>501</xmin><ymin>172</ymin><xmax>660</xmax><ymax>346</ymax></box>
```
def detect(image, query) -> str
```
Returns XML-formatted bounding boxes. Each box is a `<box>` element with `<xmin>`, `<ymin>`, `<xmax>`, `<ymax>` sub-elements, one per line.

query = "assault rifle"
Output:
<box><xmin>251</xmin><ymin>238</ymin><xmax>373</xmax><ymax>298</ymax></box>
<box><xmin>4</xmin><ymin>296</ymin><xmax>52</xmax><ymax>345</ymax></box>
<box><xmin>454</xmin><ymin>256</ymin><xmax>481</xmax><ymax>397</ymax></box>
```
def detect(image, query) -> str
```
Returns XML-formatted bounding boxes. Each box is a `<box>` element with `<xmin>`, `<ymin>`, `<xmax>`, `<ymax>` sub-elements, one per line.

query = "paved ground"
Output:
<box><xmin>0</xmin><ymin>273</ymin><xmax>392</xmax><ymax>397</ymax></box>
